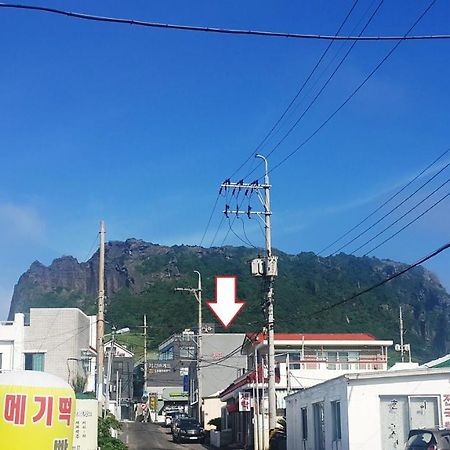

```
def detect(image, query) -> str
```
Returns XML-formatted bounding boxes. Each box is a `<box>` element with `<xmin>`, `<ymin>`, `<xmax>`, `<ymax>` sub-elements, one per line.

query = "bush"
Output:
<box><xmin>208</xmin><ymin>417</ymin><xmax>222</xmax><ymax>431</ymax></box>
<box><xmin>98</xmin><ymin>412</ymin><xmax>128</xmax><ymax>450</ymax></box>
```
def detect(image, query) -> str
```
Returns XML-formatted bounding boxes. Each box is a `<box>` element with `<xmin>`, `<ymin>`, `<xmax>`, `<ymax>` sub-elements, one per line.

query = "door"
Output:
<box><xmin>409</xmin><ymin>396</ymin><xmax>439</xmax><ymax>429</ymax></box>
<box><xmin>380</xmin><ymin>396</ymin><xmax>409</xmax><ymax>450</ymax></box>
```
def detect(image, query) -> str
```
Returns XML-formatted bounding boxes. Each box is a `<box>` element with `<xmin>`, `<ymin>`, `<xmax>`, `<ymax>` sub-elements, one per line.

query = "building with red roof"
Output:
<box><xmin>219</xmin><ymin>332</ymin><xmax>393</xmax><ymax>449</ymax></box>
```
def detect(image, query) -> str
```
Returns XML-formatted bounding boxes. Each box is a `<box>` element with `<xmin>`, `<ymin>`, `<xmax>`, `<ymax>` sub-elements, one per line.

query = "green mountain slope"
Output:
<box><xmin>8</xmin><ymin>239</ymin><xmax>450</xmax><ymax>362</ymax></box>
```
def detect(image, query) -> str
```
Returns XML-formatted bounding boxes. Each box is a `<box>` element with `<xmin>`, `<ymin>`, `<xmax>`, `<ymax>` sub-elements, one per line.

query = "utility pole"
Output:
<box><xmin>143</xmin><ymin>315</ymin><xmax>148</xmax><ymax>394</ymax></box>
<box><xmin>97</xmin><ymin>220</ymin><xmax>105</xmax><ymax>415</ymax></box>
<box><xmin>175</xmin><ymin>271</ymin><xmax>202</xmax><ymax>424</ymax></box>
<box><xmin>220</xmin><ymin>154</ymin><xmax>278</xmax><ymax>432</ymax></box>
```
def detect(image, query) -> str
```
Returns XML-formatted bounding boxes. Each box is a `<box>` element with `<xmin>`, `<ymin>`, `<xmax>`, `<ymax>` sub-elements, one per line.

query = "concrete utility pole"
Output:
<box><xmin>399</xmin><ymin>306</ymin><xmax>405</xmax><ymax>363</ymax></box>
<box><xmin>175</xmin><ymin>271</ymin><xmax>203</xmax><ymax>424</ymax></box>
<box><xmin>220</xmin><ymin>154</ymin><xmax>278</xmax><ymax>432</ymax></box>
<box><xmin>97</xmin><ymin>220</ymin><xmax>106</xmax><ymax>415</ymax></box>
<box><xmin>258</xmin><ymin>154</ymin><xmax>277</xmax><ymax>432</ymax></box>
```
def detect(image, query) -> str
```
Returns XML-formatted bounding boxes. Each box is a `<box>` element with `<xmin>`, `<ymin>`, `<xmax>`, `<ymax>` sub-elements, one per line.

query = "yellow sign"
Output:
<box><xmin>0</xmin><ymin>371</ymin><xmax>75</xmax><ymax>450</ymax></box>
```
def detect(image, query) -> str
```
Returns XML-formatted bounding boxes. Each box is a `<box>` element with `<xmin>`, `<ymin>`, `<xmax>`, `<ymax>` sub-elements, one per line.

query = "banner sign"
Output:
<box><xmin>0</xmin><ymin>371</ymin><xmax>75</xmax><ymax>450</ymax></box>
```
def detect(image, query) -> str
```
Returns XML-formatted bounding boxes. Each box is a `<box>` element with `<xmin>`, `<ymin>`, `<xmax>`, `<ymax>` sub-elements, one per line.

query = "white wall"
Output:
<box><xmin>286</xmin><ymin>377</ymin><xmax>348</xmax><ymax>450</ymax></box>
<box><xmin>0</xmin><ymin>314</ymin><xmax>25</xmax><ymax>371</ymax></box>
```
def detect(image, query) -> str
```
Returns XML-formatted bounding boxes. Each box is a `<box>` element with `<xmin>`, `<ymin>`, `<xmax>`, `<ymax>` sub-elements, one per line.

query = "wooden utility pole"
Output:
<box><xmin>97</xmin><ymin>220</ymin><xmax>106</xmax><ymax>415</ymax></box>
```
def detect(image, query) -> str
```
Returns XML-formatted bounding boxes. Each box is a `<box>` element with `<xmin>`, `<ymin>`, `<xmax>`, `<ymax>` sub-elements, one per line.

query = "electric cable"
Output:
<box><xmin>331</xmin><ymin>157</ymin><xmax>450</xmax><ymax>255</ymax></box>
<box><xmin>228</xmin><ymin>0</ymin><xmax>361</xmax><ymax>179</ymax></box>
<box><xmin>350</xmin><ymin>177</ymin><xmax>450</xmax><ymax>254</ymax></box>
<box><xmin>241</xmin><ymin>0</ymin><xmax>385</xmax><ymax>181</ymax></box>
<box><xmin>199</xmin><ymin>193</ymin><xmax>221</xmax><ymax>247</ymax></box>
<box><xmin>0</xmin><ymin>3</ymin><xmax>447</xmax><ymax>42</ymax></box>
<box><xmin>264</xmin><ymin>0</ymin><xmax>438</xmax><ymax>178</ymax></box>
<box><xmin>302</xmin><ymin>239</ymin><xmax>450</xmax><ymax>318</ymax></box>
<box><xmin>318</xmin><ymin>146</ymin><xmax>450</xmax><ymax>255</ymax></box>
<box><xmin>364</xmin><ymin>191</ymin><xmax>450</xmax><ymax>256</ymax></box>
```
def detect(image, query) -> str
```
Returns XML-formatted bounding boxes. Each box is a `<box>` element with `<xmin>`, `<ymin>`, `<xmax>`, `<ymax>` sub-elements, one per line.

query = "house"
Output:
<box><xmin>285</xmin><ymin>367</ymin><xmax>450</xmax><ymax>450</ymax></box>
<box><xmin>0</xmin><ymin>308</ymin><xmax>97</xmax><ymax>392</ymax></box>
<box><xmin>219</xmin><ymin>332</ymin><xmax>393</xmax><ymax>449</ymax></box>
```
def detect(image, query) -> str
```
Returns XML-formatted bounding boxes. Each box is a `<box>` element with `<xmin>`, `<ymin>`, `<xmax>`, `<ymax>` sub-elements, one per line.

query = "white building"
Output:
<box><xmin>286</xmin><ymin>368</ymin><xmax>450</xmax><ymax>450</ymax></box>
<box><xmin>0</xmin><ymin>308</ymin><xmax>97</xmax><ymax>392</ymax></box>
<box><xmin>220</xmin><ymin>332</ymin><xmax>393</xmax><ymax>449</ymax></box>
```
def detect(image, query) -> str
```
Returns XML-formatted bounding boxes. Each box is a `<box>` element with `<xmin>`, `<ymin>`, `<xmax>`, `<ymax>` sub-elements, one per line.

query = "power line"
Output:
<box><xmin>318</xmin><ymin>146</ymin><xmax>450</xmax><ymax>255</ymax></box>
<box><xmin>199</xmin><ymin>193</ymin><xmax>221</xmax><ymax>247</ymax></box>
<box><xmin>265</xmin><ymin>0</ymin><xmax>438</xmax><ymax>177</ymax></box>
<box><xmin>0</xmin><ymin>3</ymin><xmax>447</xmax><ymax>42</ymax></box>
<box><xmin>331</xmin><ymin>158</ymin><xmax>450</xmax><ymax>255</ymax></box>
<box><xmin>305</xmin><ymin>239</ymin><xmax>450</xmax><ymax>318</ymax></box>
<box><xmin>351</xmin><ymin>177</ymin><xmax>450</xmax><ymax>254</ymax></box>
<box><xmin>242</xmin><ymin>0</ymin><xmax>384</xmax><ymax>181</ymax></box>
<box><xmin>364</xmin><ymin>191</ymin><xmax>450</xmax><ymax>256</ymax></box>
<box><xmin>228</xmin><ymin>0</ymin><xmax>361</xmax><ymax>179</ymax></box>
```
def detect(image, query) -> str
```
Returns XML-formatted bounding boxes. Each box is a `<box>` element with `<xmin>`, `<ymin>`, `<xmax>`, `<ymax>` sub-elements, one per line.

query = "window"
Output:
<box><xmin>327</xmin><ymin>351</ymin><xmax>337</xmax><ymax>370</ymax></box>
<box><xmin>331</xmin><ymin>401</ymin><xmax>342</xmax><ymax>441</ymax></box>
<box><xmin>180</xmin><ymin>346</ymin><xmax>195</xmax><ymax>359</ymax></box>
<box><xmin>24</xmin><ymin>353</ymin><xmax>45</xmax><ymax>371</ymax></box>
<box><xmin>301</xmin><ymin>407</ymin><xmax>308</xmax><ymax>441</ymax></box>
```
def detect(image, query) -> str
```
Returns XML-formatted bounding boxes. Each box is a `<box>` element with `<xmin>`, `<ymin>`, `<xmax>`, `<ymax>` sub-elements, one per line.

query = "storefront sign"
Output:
<box><xmin>239</xmin><ymin>392</ymin><xmax>251</xmax><ymax>412</ymax></box>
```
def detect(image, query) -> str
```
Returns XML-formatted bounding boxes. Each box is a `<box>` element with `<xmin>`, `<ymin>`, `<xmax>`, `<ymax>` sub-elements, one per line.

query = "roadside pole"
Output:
<box><xmin>175</xmin><ymin>271</ymin><xmax>203</xmax><ymax>424</ymax></box>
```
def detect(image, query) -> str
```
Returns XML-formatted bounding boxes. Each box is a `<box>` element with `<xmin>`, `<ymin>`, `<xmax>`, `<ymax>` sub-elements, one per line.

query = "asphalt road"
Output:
<box><xmin>120</xmin><ymin>421</ymin><xmax>210</xmax><ymax>450</ymax></box>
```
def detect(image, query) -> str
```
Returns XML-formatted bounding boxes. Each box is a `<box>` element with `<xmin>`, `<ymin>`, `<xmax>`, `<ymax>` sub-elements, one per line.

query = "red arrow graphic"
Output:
<box><xmin>207</xmin><ymin>276</ymin><xmax>246</xmax><ymax>328</ymax></box>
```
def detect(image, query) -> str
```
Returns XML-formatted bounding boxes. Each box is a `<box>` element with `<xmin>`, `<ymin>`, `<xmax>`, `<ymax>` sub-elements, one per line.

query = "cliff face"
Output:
<box><xmin>7</xmin><ymin>239</ymin><xmax>450</xmax><ymax>362</ymax></box>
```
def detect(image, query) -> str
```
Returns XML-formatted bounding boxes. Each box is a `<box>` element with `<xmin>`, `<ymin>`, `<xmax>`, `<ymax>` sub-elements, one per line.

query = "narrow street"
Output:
<box><xmin>119</xmin><ymin>421</ymin><xmax>210</xmax><ymax>450</ymax></box>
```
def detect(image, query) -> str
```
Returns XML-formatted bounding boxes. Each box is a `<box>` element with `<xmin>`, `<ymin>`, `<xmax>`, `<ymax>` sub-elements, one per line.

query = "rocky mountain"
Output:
<box><xmin>8</xmin><ymin>238</ymin><xmax>450</xmax><ymax>362</ymax></box>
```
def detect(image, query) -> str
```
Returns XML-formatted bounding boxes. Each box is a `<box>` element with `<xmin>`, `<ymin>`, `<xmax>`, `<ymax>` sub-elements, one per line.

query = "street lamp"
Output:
<box><xmin>105</xmin><ymin>326</ymin><xmax>130</xmax><ymax>412</ymax></box>
<box><xmin>175</xmin><ymin>271</ymin><xmax>202</xmax><ymax>424</ymax></box>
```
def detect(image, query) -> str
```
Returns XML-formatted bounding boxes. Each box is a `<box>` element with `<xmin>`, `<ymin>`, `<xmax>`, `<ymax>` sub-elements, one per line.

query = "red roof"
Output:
<box><xmin>245</xmin><ymin>332</ymin><xmax>377</xmax><ymax>343</ymax></box>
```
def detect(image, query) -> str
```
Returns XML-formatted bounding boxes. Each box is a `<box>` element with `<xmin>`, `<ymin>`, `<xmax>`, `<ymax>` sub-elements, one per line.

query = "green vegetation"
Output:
<box><xmin>13</xmin><ymin>243</ymin><xmax>450</xmax><ymax>364</ymax></box>
<box><xmin>98</xmin><ymin>413</ymin><xmax>128</xmax><ymax>450</ymax></box>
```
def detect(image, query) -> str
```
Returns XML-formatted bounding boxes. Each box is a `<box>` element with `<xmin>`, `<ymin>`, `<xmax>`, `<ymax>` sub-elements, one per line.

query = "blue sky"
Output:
<box><xmin>1</xmin><ymin>0</ymin><xmax>450</xmax><ymax>319</ymax></box>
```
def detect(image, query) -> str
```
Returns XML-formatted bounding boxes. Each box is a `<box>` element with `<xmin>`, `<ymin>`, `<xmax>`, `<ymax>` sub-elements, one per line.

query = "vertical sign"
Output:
<box><xmin>239</xmin><ymin>392</ymin><xmax>251</xmax><ymax>412</ymax></box>
<box><xmin>72</xmin><ymin>399</ymin><xmax>98</xmax><ymax>450</ymax></box>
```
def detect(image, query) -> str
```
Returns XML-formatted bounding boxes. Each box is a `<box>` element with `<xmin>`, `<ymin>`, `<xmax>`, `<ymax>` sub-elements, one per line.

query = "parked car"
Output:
<box><xmin>406</xmin><ymin>429</ymin><xmax>450</xmax><ymax>450</ymax></box>
<box><xmin>172</xmin><ymin>418</ymin><xmax>205</xmax><ymax>443</ymax></box>
<box><xmin>170</xmin><ymin>412</ymin><xmax>189</xmax><ymax>434</ymax></box>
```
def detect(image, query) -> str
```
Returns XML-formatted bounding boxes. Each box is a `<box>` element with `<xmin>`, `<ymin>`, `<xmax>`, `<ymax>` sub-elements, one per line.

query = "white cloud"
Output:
<box><xmin>0</xmin><ymin>201</ymin><xmax>46</xmax><ymax>242</ymax></box>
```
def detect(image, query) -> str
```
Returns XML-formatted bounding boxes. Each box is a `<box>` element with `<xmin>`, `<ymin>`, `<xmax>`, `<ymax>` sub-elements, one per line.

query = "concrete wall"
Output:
<box><xmin>24</xmin><ymin>308</ymin><xmax>92</xmax><ymax>383</ymax></box>
<box><xmin>196</xmin><ymin>333</ymin><xmax>247</xmax><ymax>398</ymax></box>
